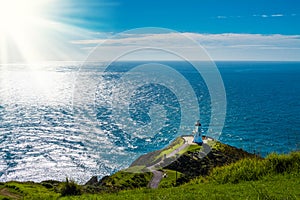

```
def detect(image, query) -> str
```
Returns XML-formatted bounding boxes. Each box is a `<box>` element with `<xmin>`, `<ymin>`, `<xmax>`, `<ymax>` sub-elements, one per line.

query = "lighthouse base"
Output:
<box><xmin>193</xmin><ymin>135</ymin><xmax>203</xmax><ymax>145</ymax></box>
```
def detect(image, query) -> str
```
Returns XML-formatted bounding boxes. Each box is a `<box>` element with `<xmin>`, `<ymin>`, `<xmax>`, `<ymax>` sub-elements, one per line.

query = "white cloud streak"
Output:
<box><xmin>72</xmin><ymin>32</ymin><xmax>300</xmax><ymax>61</ymax></box>
<box><xmin>253</xmin><ymin>13</ymin><xmax>285</xmax><ymax>18</ymax></box>
<box><xmin>271</xmin><ymin>14</ymin><xmax>284</xmax><ymax>17</ymax></box>
<box><xmin>217</xmin><ymin>14</ymin><xmax>288</xmax><ymax>19</ymax></box>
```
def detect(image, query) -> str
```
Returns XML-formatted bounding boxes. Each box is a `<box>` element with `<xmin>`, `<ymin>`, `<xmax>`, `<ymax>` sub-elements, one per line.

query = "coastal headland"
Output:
<box><xmin>0</xmin><ymin>136</ymin><xmax>299</xmax><ymax>199</ymax></box>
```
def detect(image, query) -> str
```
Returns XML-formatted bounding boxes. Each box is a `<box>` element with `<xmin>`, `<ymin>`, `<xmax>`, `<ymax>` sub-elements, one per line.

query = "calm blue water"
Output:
<box><xmin>0</xmin><ymin>61</ymin><xmax>299</xmax><ymax>183</ymax></box>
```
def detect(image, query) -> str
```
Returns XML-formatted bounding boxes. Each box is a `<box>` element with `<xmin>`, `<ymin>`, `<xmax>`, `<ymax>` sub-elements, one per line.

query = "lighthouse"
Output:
<box><xmin>193</xmin><ymin>120</ymin><xmax>203</xmax><ymax>145</ymax></box>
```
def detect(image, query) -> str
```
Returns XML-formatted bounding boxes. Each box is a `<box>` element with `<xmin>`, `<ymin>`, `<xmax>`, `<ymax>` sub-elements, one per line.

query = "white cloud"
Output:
<box><xmin>71</xmin><ymin>32</ymin><xmax>300</xmax><ymax>61</ymax></box>
<box><xmin>253</xmin><ymin>13</ymin><xmax>284</xmax><ymax>18</ymax></box>
<box><xmin>271</xmin><ymin>14</ymin><xmax>284</xmax><ymax>17</ymax></box>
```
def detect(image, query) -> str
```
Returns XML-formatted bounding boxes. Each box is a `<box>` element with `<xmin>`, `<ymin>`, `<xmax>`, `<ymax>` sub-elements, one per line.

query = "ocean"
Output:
<box><xmin>0</xmin><ymin>61</ymin><xmax>299</xmax><ymax>183</ymax></box>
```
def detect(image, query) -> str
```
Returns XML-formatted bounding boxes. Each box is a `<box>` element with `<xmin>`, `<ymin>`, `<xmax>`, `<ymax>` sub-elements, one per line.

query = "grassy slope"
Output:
<box><xmin>129</xmin><ymin>137</ymin><xmax>185</xmax><ymax>168</ymax></box>
<box><xmin>63</xmin><ymin>173</ymin><xmax>300</xmax><ymax>200</ymax></box>
<box><xmin>99</xmin><ymin>171</ymin><xmax>152</xmax><ymax>190</ymax></box>
<box><xmin>0</xmin><ymin>181</ymin><xmax>60</xmax><ymax>199</ymax></box>
<box><xmin>158</xmin><ymin>169</ymin><xmax>183</xmax><ymax>188</ymax></box>
<box><xmin>1</xmin><ymin>173</ymin><xmax>298</xmax><ymax>200</ymax></box>
<box><xmin>1</xmin><ymin>151</ymin><xmax>299</xmax><ymax>199</ymax></box>
<box><xmin>163</xmin><ymin>141</ymin><xmax>257</xmax><ymax>184</ymax></box>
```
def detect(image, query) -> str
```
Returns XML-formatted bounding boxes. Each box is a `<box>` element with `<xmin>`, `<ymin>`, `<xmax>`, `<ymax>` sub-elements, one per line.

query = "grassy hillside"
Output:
<box><xmin>100</xmin><ymin>139</ymin><xmax>257</xmax><ymax>188</ymax></box>
<box><xmin>129</xmin><ymin>137</ymin><xmax>185</xmax><ymax>169</ymax></box>
<box><xmin>162</xmin><ymin>141</ymin><xmax>257</xmax><ymax>185</ymax></box>
<box><xmin>0</xmin><ymin>151</ymin><xmax>299</xmax><ymax>199</ymax></box>
<box><xmin>0</xmin><ymin>140</ymin><xmax>299</xmax><ymax>200</ymax></box>
<box><xmin>63</xmin><ymin>173</ymin><xmax>300</xmax><ymax>200</ymax></box>
<box><xmin>208</xmin><ymin>151</ymin><xmax>300</xmax><ymax>184</ymax></box>
<box><xmin>98</xmin><ymin>171</ymin><xmax>152</xmax><ymax>190</ymax></box>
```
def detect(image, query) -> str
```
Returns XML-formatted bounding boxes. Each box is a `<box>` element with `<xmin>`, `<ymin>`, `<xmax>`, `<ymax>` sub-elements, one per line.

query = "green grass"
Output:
<box><xmin>99</xmin><ymin>171</ymin><xmax>153</xmax><ymax>190</ymax></box>
<box><xmin>179</xmin><ymin>144</ymin><xmax>202</xmax><ymax>154</ymax></box>
<box><xmin>59</xmin><ymin>173</ymin><xmax>300</xmax><ymax>200</ymax></box>
<box><xmin>155</xmin><ymin>137</ymin><xmax>185</xmax><ymax>161</ymax></box>
<box><xmin>1</xmin><ymin>151</ymin><xmax>299</xmax><ymax>200</ymax></box>
<box><xmin>130</xmin><ymin>137</ymin><xmax>185</xmax><ymax>168</ymax></box>
<box><xmin>208</xmin><ymin>151</ymin><xmax>300</xmax><ymax>184</ymax></box>
<box><xmin>158</xmin><ymin>169</ymin><xmax>183</xmax><ymax>188</ymax></box>
<box><xmin>0</xmin><ymin>181</ymin><xmax>60</xmax><ymax>199</ymax></box>
<box><xmin>2</xmin><ymin>173</ymin><xmax>299</xmax><ymax>200</ymax></box>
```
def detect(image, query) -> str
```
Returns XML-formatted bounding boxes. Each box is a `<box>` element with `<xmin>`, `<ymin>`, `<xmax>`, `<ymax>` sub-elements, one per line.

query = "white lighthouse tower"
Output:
<box><xmin>193</xmin><ymin>120</ymin><xmax>203</xmax><ymax>144</ymax></box>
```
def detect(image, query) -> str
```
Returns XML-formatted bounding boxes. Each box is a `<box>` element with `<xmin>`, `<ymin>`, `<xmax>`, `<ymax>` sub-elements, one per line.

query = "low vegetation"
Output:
<box><xmin>99</xmin><ymin>171</ymin><xmax>152</xmax><ymax>190</ymax></box>
<box><xmin>207</xmin><ymin>151</ymin><xmax>300</xmax><ymax>184</ymax></box>
<box><xmin>60</xmin><ymin>178</ymin><xmax>82</xmax><ymax>196</ymax></box>
<box><xmin>164</xmin><ymin>141</ymin><xmax>257</xmax><ymax>184</ymax></box>
<box><xmin>130</xmin><ymin>137</ymin><xmax>185</xmax><ymax>168</ymax></box>
<box><xmin>63</xmin><ymin>173</ymin><xmax>299</xmax><ymax>200</ymax></box>
<box><xmin>0</xmin><ymin>141</ymin><xmax>299</xmax><ymax>200</ymax></box>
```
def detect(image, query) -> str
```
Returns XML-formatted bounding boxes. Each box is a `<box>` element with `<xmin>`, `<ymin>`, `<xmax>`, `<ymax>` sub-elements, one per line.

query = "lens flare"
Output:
<box><xmin>0</xmin><ymin>0</ymin><xmax>93</xmax><ymax>64</ymax></box>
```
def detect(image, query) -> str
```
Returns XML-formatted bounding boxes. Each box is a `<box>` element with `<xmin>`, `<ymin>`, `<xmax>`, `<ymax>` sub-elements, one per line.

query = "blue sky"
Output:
<box><xmin>62</xmin><ymin>0</ymin><xmax>300</xmax><ymax>35</ymax></box>
<box><xmin>65</xmin><ymin>0</ymin><xmax>300</xmax><ymax>61</ymax></box>
<box><xmin>0</xmin><ymin>0</ymin><xmax>299</xmax><ymax>63</ymax></box>
<box><xmin>115</xmin><ymin>0</ymin><xmax>300</xmax><ymax>34</ymax></box>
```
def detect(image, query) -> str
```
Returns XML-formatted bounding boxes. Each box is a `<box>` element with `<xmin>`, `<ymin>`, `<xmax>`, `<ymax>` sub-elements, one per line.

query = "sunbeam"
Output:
<box><xmin>0</xmin><ymin>0</ymin><xmax>93</xmax><ymax>64</ymax></box>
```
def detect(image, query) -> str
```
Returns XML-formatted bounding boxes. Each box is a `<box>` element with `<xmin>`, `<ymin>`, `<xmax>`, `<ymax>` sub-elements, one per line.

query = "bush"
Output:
<box><xmin>60</xmin><ymin>178</ymin><xmax>82</xmax><ymax>196</ymax></box>
<box><xmin>208</xmin><ymin>151</ymin><xmax>300</xmax><ymax>184</ymax></box>
<box><xmin>209</xmin><ymin>158</ymin><xmax>268</xmax><ymax>184</ymax></box>
<box><xmin>266</xmin><ymin>152</ymin><xmax>300</xmax><ymax>174</ymax></box>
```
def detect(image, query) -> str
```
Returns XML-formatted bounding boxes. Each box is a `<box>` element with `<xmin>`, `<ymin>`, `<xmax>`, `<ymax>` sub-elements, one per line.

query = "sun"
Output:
<box><xmin>0</xmin><ymin>0</ymin><xmax>92</xmax><ymax>64</ymax></box>
<box><xmin>0</xmin><ymin>0</ymin><xmax>51</xmax><ymax>63</ymax></box>
<box><xmin>0</xmin><ymin>0</ymin><xmax>43</xmax><ymax>33</ymax></box>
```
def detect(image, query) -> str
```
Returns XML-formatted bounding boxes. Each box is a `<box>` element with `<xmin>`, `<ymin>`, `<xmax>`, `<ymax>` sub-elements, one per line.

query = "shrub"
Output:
<box><xmin>60</xmin><ymin>178</ymin><xmax>82</xmax><ymax>196</ymax></box>
<box><xmin>209</xmin><ymin>158</ymin><xmax>268</xmax><ymax>184</ymax></box>
<box><xmin>208</xmin><ymin>151</ymin><xmax>300</xmax><ymax>184</ymax></box>
<box><xmin>266</xmin><ymin>152</ymin><xmax>300</xmax><ymax>174</ymax></box>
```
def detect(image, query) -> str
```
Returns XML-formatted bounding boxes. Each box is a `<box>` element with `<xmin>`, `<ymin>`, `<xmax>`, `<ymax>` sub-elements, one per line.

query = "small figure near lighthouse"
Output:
<box><xmin>193</xmin><ymin>120</ymin><xmax>203</xmax><ymax>145</ymax></box>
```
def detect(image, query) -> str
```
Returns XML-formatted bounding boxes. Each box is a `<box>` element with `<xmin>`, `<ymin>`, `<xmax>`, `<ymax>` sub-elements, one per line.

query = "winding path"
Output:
<box><xmin>148</xmin><ymin>170</ymin><xmax>163</xmax><ymax>189</ymax></box>
<box><xmin>147</xmin><ymin>136</ymin><xmax>194</xmax><ymax>188</ymax></box>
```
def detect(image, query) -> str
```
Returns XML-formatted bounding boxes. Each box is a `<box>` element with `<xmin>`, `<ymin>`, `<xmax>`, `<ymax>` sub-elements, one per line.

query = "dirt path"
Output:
<box><xmin>0</xmin><ymin>188</ymin><xmax>21</xmax><ymax>199</ymax></box>
<box><xmin>148</xmin><ymin>170</ymin><xmax>163</xmax><ymax>189</ymax></box>
<box><xmin>147</xmin><ymin>136</ymin><xmax>194</xmax><ymax>188</ymax></box>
